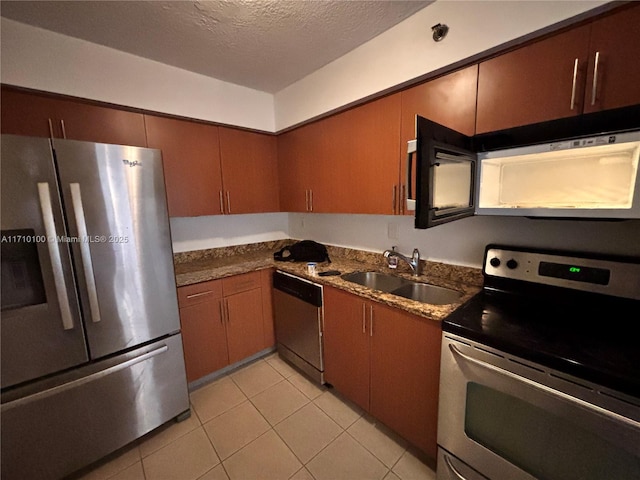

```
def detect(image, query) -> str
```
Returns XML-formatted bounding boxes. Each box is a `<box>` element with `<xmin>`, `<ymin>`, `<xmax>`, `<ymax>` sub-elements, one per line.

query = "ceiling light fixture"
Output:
<box><xmin>431</xmin><ymin>23</ymin><xmax>449</xmax><ymax>42</ymax></box>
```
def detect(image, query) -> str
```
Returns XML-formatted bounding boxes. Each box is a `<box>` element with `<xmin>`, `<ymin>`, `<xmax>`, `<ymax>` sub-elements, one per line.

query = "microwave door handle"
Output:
<box><xmin>69</xmin><ymin>183</ymin><xmax>101</xmax><ymax>323</ymax></box>
<box><xmin>37</xmin><ymin>183</ymin><xmax>74</xmax><ymax>330</ymax></box>
<box><xmin>449</xmin><ymin>344</ymin><xmax>640</xmax><ymax>430</ymax></box>
<box><xmin>406</xmin><ymin>140</ymin><xmax>417</xmax><ymax>211</ymax></box>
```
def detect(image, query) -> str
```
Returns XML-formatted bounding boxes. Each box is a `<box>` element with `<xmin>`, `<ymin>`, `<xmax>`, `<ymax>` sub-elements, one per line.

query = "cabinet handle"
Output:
<box><xmin>591</xmin><ymin>51</ymin><xmax>600</xmax><ymax>106</ymax></box>
<box><xmin>219</xmin><ymin>191</ymin><xmax>225</xmax><ymax>214</ymax></box>
<box><xmin>369</xmin><ymin>305</ymin><xmax>374</xmax><ymax>337</ymax></box>
<box><xmin>224</xmin><ymin>299</ymin><xmax>230</xmax><ymax>323</ymax></box>
<box><xmin>305</xmin><ymin>190</ymin><xmax>309</xmax><ymax>211</ymax></box>
<box><xmin>362</xmin><ymin>303</ymin><xmax>366</xmax><ymax>334</ymax></box>
<box><xmin>392</xmin><ymin>185</ymin><xmax>397</xmax><ymax>214</ymax></box>
<box><xmin>48</xmin><ymin>119</ymin><xmax>55</xmax><ymax>139</ymax></box>
<box><xmin>186</xmin><ymin>290</ymin><xmax>214</xmax><ymax>299</ymax></box>
<box><xmin>226</xmin><ymin>191</ymin><xmax>231</xmax><ymax>214</ymax></box>
<box><xmin>219</xmin><ymin>300</ymin><xmax>225</xmax><ymax>324</ymax></box>
<box><xmin>309</xmin><ymin>189</ymin><xmax>314</xmax><ymax>212</ymax></box>
<box><xmin>60</xmin><ymin>119</ymin><xmax>67</xmax><ymax>139</ymax></box>
<box><xmin>570</xmin><ymin>58</ymin><xmax>579</xmax><ymax>110</ymax></box>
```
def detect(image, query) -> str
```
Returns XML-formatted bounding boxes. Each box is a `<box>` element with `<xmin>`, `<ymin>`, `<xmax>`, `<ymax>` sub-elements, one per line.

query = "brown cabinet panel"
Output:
<box><xmin>225</xmin><ymin>288</ymin><xmax>265</xmax><ymax>364</ymax></box>
<box><xmin>370</xmin><ymin>304</ymin><xmax>441</xmax><ymax>458</ymax></box>
<box><xmin>277</xmin><ymin>123</ymin><xmax>316</xmax><ymax>212</ymax></box>
<box><xmin>583</xmin><ymin>4</ymin><xmax>640</xmax><ymax>114</ymax></box>
<box><xmin>261</xmin><ymin>268</ymin><xmax>276</xmax><ymax>349</ymax></box>
<box><xmin>179</xmin><ymin>297</ymin><xmax>228</xmax><ymax>383</ymax></box>
<box><xmin>1</xmin><ymin>87</ymin><xmax>62</xmax><ymax>138</ymax></box>
<box><xmin>177</xmin><ymin>279</ymin><xmax>223</xmax><ymax>308</ymax></box>
<box><xmin>219</xmin><ymin>127</ymin><xmax>280</xmax><ymax>214</ymax></box>
<box><xmin>476</xmin><ymin>25</ymin><xmax>591</xmax><ymax>134</ymax></box>
<box><xmin>53</xmin><ymin>99</ymin><xmax>147</xmax><ymax>147</ymax></box>
<box><xmin>330</xmin><ymin>93</ymin><xmax>402</xmax><ymax>215</ymax></box>
<box><xmin>222</xmin><ymin>271</ymin><xmax>262</xmax><ymax>297</ymax></box>
<box><xmin>1</xmin><ymin>87</ymin><xmax>146</xmax><ymax>146</ymax></box>
<box><xmin>399</xmin><ymin>66</ymin><xmax>478</xmax><ymax>215</ymax></box>
<box><xmin>323</xmin><ymin>287</ymin><xmax>371</xmax><ymax>411</ymax></box>
<box><xmin>145</xmin><ymin>115</ymin><xmax>223</xmax><ymax>218</ymax></box>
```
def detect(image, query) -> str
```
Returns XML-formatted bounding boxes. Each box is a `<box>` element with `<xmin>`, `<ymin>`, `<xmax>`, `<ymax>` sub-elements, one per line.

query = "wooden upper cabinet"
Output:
<box><xmin>145</xmin><ymin>115</ymin><xmax>223</xmax><ymax>217</ymax></box>
<box><xmin>218</xmin><ymin>127</ymin><xmax>279</xmax><ymax>214</ymax></box>
<box><xmin>332</xmin><ymin>93</ymin><xmax>401</xmax><ymax>215</ymax></box>
<box><xmin>399</xmin><ymin>66</ymin><xmax>478</xmax><ymax>215</ymax></box>
<box><xmin>277</xmin><ymin>122</ymin><xmax>317</xmax><ymax>212</ymax></box>
<box><xmin>476</xmin><ymin>25</ymin><xmax>591</xmax><ymax>134</ymax></box>
<box><xmin>583</xmin><ymin>3</ymin><xmax>640</xmax><ymax>114</ymax></box>
<box><xmin>1</xmin><ymin>87</ymin><xmax>147</xmax><ymax>146</ymax></box>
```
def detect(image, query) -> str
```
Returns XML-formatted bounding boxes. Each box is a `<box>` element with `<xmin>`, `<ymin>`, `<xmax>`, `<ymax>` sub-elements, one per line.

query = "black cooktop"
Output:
<box><xmin>443</xmin><ymin>286</ymin><xmax>640</xmax><ymax>398</ymax></box>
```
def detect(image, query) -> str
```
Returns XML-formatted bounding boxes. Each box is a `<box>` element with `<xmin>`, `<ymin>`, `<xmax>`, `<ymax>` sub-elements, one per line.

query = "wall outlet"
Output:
<box><xmin>387</xmin><ymin>222</ymin><xmax>399</xmax><ymax>240</ymax></box>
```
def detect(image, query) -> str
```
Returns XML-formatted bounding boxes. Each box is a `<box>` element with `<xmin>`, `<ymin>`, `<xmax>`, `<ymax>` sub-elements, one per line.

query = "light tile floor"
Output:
<box><xmin>74</xmin><ymin>353</ymin><xmax>436</xmax><ymax>480</ymax></box>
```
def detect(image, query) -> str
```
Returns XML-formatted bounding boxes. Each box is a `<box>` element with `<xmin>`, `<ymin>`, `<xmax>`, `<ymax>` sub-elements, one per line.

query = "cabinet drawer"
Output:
<box><xmin>177</xmin><ymin>280</ymin><xmax>222</xmax><ymax>308</ymax></box>
<box><xmin>222</xmin><ymin>271</ymin><xmax>262</xmax><ymax>296</ymax></box>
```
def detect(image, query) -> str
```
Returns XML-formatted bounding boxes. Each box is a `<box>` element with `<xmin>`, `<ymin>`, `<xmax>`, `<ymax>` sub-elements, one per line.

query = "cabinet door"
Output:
<box><xmin>219</xmin><ymin>127</ymin><xmax>280</xmax><ymax>214</ymax></box>
<box><xmin>1</xmin><ymin>87</ymin><xmax>146</xmax><ymax>146</ymax></box>
<box><xmin>53</xmin><ymin>98</ymin><xmax>147</xmax><ymax>147</ymax></box>
<box><xmin>1</xmin><ymin>87</ymin><xmax>61</xmax><ymax>138</ymax></box>
<box><xmin>179</xmin><ymin>298</ymin><xmax>229</xmax><ymax>383</ymax></box>
<box><xmin>400</xmin><ymin>66</ymin><xmax>478</xmax><ymax>215</ymax></box>
<box><xmin>370</xmin><ymin>304</ymin><xmax>441</xmax><ymax>458</ymax></box>
<box><xmin>329</xmin><ymin>94</ymin><xmax>401</xmax><ymax>215</ymax></box>
<box><xmin>277</xmin><ymin>124</ymin><xmax>315</xmax><ymax>212</ymax></box>
<box><xmin>322</xmin><ymin>287</ymin><xmax>370</xmax><ymax>411</ymax></box>
<box><xmin>476</xmin><ymin>25</ymin><xmax>591</xmax><ymax>134</ymax></box>
<box><xmin>145</xmin><ymin>115</ymin><xmax>223</xmax><ymax>217</ymax></box>
<box><xmin>224</xmin><ymin>288</ymin><xmax>265</xmax><ymax>365</ymax></box>
<box><xmin>583</xmin><ymin>4</ymin><xmax>640</xmax><ymax>114</ymax></box>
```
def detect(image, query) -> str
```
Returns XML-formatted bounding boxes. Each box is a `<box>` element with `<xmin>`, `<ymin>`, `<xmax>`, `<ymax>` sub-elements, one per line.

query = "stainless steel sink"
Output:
<box><xmin>340</xmin><ymin>271</ymin><xmax>408</xmax><ymax>293</ymax></box>
<box><xmin>341</xmin><ymin>271</ymin><xmax>462</xmax><ymax>305</ymax></box>
<box><xmin>390</xmin><ymin>282</ymin><xmax>463</xmax><ymax>305</ymax></box>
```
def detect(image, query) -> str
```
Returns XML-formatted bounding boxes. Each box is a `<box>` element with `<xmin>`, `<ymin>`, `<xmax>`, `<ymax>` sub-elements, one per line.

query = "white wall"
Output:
<box><xmin>274</xmin><ymin>0</ymin><xmax>607</xmax><ymax>130</ymax></box>
<box><xmin>170</xmin><ymin>213</ymin><xmax>289</xmax><ymax>253</ymax></box>
<box><xmin>289</xmin><ymin>213</ymin><xmax>640</xmax><ymax>268</ymax></box>
<box><xmin>0</xmin><ymin>18</ymin><xmax>275</xmax><ymax>132</ymax></box>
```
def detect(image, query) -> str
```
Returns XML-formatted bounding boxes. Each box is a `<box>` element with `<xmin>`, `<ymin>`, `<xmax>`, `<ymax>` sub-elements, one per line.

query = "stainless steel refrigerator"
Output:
<box><xmin>1</xmin><ymin>135</ymin><xmax>190</xmax><ymax>479</ymax></box>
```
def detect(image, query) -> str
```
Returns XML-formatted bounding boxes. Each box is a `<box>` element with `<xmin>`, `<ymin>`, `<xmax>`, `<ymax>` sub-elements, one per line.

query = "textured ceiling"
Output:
<box><xmin>0</xmin><ymin>0</ymin><xmax>432</xmax><ymax>93</ymax></box>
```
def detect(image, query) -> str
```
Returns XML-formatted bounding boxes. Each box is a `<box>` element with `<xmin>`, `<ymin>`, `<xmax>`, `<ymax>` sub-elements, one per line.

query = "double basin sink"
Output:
<box><xmin>341</xmin><ymin>271</ymin><xmax>463</xmax><ymax>305</ymax></box>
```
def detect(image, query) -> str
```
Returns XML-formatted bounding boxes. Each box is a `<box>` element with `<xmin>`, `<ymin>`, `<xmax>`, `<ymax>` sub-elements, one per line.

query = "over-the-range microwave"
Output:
<box><xmin>407</xmin><ymin>110</ymin><xmax>640</xmax><ymax>229</ymax></box>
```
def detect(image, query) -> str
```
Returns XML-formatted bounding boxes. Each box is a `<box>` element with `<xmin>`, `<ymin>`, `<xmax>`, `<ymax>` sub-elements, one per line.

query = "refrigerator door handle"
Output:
<box><xmin>1</xmin><ymin>344</ymin><xmax>169</xmax><ymax>412</ymax></box>
<box><xmin>37</xmin><ymin>182</ymin><xmax>74</xmax><ymax>330</ymax></box>
<box><xmin>69</xmin><ymin>183</ymin><xmax>101</xmax><ymax>323</ymax></box>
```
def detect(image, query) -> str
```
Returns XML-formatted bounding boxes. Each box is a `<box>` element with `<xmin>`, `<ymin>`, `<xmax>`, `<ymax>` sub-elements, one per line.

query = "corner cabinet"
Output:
<box><xmin>177</xmin><ymin>271</ymin><xmax>274</xmax><ymax>384</ymax></box>
<box><xmin>1</xmin><ymin>86</ymin><xmax>147</xmax><ymax>147</ymax></box>
<box><xmin>323</xmin><ymin>286</ymin><xmax>441</xmax><ymax>459</ymax></box>
<box><xmin>476</xmin><ymin>3</ymin><xmax>640</xmax><ymax>134</ymax></box>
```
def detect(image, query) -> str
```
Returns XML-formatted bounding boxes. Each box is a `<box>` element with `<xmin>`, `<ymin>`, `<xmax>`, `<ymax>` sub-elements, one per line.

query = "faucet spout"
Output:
<box><xmin>383</xmin><ymin>247</ymin><xmax>421</xmax><ymax>276</ymax></box>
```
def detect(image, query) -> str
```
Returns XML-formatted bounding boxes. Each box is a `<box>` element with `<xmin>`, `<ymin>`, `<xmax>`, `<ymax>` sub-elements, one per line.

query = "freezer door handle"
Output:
<box><xmin>37</xmin><ymin>183</ymin><xmax>75</xmax><ymax>330</ymax></box>
<box><xmin>69</xmin><ymin>183</ymin><xmax>101</xmax><ymax>323</ymax></box>
<box><xmin>1</xmin><ymin>344</ymin><xmax>169</xmax><ymax>412</ymax></box>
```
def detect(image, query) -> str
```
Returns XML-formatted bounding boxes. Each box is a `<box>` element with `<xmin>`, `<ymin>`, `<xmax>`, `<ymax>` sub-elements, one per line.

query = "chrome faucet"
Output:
<box><xmin>383</xmin><ymin>247</ymin><xmax>421</xmax><ymax>276</ymax></box>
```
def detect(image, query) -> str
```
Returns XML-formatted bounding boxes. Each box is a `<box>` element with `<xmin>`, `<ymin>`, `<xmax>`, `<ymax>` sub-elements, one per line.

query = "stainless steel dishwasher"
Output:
<box><xmin>273</xmin><ymin>271</ymin><xmax>324</xmax><ymax>384</ymax></box>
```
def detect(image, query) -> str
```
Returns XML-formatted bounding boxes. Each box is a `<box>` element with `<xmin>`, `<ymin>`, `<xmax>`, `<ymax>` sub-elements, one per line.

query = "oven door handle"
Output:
<box><xmin>442</xmin><ymin>453</ymin><xmax>471</xmax><ymax>480</ymax></box>
<box><xmin>449</xmin><ymin>344</ymin><xmax>640</xmax><ymax>430</ymax></box>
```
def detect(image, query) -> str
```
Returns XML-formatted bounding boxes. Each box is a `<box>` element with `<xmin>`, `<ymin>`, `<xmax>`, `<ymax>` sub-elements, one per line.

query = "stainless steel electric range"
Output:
<box><xmin>437</xmin><ymin>244</ymin><xmax>640</xmax><ymax>480</ymax></box>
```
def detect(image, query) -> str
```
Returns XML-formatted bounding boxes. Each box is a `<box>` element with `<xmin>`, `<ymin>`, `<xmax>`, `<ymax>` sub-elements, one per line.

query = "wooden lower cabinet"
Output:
<box><xmin>178</xmin><ymin>271</ymin><xmax>272</xmax><ymax>383</ymax></box>
<box><xmin>323</xmin><ymin>286</ymin><xmax>441</xmax><ymax>459</ymax></box>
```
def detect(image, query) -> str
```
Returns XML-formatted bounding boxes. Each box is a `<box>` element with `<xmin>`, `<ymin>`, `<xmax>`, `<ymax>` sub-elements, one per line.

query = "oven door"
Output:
<box><xmin>438</xmin><ymin>333</ymin><xmax>640</xmax><ymax>480</ymax></box>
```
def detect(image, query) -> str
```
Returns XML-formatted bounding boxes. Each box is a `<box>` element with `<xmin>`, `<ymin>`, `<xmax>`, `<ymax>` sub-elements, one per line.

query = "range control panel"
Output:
<box><xmin>483</xmin><ymin>246</ymin><xmax>640</xmax><ymax>300</ymax></box>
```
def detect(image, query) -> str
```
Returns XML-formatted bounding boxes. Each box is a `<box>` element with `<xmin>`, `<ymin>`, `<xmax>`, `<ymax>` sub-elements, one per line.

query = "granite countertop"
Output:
<box><xmin>174</xmin><ymin>241</ymin><xmax>483</xmax><ymax>323</ymax></box>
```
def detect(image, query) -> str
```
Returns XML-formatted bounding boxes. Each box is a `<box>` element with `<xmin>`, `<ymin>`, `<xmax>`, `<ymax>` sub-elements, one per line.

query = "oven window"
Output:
<box><xmin>1</xmin><ymin>229</ymin><xmax>47</xmax><ymax>310</ymax></box>
<box><xmin>464</xmin><ymin>382</ymin><xmax>640</xmax><ymax>480</ymax></box>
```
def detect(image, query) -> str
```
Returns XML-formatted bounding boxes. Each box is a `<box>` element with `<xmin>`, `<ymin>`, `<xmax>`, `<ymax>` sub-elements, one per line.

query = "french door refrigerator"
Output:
<box><xmin>1</xmin><ymin>135</ymin><xmax>189</xmax><ymax>480</ymax></box>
